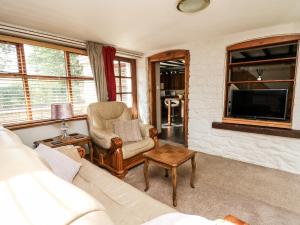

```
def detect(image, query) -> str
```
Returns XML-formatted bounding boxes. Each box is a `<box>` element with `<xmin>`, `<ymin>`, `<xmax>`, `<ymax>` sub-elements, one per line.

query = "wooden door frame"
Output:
<box><xmin>148</xmin><ymin>49</ymin><xmax>190</xmax><ymax>146</ymax></box>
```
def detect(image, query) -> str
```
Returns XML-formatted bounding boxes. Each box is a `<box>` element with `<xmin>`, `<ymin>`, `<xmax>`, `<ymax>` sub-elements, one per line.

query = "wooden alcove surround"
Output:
<box><xmin>216</xmin><ymin>34</ymin><xmax>300</xmax><ymax>136</ymax></box>
<box><xmin>148</xmin><ymin>50</ymin><xmax>190</xmax><ymax>146</ymax></box>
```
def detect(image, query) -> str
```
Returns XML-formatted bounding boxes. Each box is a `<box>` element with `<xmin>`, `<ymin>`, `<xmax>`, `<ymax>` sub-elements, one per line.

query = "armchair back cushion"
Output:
<box><xmin>88</xmin><ymin>102</ymin><xmax>131</xmax><ymax>130</ymax></box>
<box><xmin>113</xmin><ymin>119</ymin><xmax>142</xmax><ymax>142</ymax></box>
<box><xmin>87</xmin><ymin>102</ymin><xmax>132</xmax><ymax>148</ymax></box>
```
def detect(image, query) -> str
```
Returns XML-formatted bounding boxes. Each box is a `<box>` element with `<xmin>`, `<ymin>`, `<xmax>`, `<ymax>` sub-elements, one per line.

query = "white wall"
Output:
<box><xmin>139</xmin><ymin>22</ymin><xmax>300</xmax><ymax>175</ymax></box>
<box><xmin>14</xmin><ymin>120</ymin><xmax>89</xmax><ymax>147</ymax></box>
<box><xmin>137</xmin><ymin>58</ymin><xmax>149</xmax><ymax>123</ymax></box>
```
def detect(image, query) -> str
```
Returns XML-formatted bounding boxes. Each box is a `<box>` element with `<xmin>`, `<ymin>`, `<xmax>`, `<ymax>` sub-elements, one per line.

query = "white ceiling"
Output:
<box><xmin>0</xmin><ymin>0</ymin><xmax>300</xmax><ymax>52</ymax></box>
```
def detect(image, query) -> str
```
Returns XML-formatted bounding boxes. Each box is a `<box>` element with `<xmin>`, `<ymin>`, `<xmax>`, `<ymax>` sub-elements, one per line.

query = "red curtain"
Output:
<box><xmin>103</xmin><ymin>46</ymin><xmax>117</xmax><ymax>101</ymax></box>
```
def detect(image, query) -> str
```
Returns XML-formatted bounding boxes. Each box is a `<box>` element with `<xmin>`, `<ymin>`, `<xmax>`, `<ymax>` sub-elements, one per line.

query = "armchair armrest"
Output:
<box><xmin>110</xmin><ymin>137</ymin><xmax>125</xmax><ymax>177</ymax></box>
<box><xmin>111</xmin><ymin>137</ymin><xmax>123</xmax><ymax>151</ymax></box>
<box><xmin>149</xmin><ymin>127</ymin><xmax>159</xmax><ymax>148</ymax></box>
<box><xmin>139</xmin><ymin>123</ymin><xmax>154</xmax><ymax>137</ymax></box>
<box><xmin>90</xmin><ymin>129</ymin><xmax>119</xmax><ymax>149</ymax></box>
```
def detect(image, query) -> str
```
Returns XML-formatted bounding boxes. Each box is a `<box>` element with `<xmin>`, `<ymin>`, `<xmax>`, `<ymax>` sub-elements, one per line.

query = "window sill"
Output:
<box><xmin>222</xmin><ymin>117</ymin><xmax>291</xmax><ymax>129</ymax></box>
<box><xmin>212</xmin><ymin>122</ymin><xmax>300</xmax><ymax>139</ymax></box>
<box><xmin>4</xmin><ymin>115</ymin><xmax>87</xmax><ymax>131</ymax></box>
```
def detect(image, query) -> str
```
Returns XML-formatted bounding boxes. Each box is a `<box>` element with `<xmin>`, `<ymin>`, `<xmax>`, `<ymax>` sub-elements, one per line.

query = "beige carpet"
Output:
<box><xmin>124</xmin><ymin>148</ymin><xmax>300</xmax><ymax>225</ymax></box>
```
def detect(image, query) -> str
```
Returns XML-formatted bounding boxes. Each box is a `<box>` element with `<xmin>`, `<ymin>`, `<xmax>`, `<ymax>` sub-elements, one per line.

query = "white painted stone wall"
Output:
<box><xmin>139</xmin><ymin>22</ymin><xmax>300</xmax><ymax>175</ymax></box>
<box><xmin>137</xmin><ymin>58</ymin><xmax>149</xmax><ymax>123</ymax></box>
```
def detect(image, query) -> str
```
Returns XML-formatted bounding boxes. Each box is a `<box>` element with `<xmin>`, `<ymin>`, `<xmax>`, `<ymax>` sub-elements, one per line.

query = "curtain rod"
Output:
<box><xmin>0</xmin><ymin>22</ymin><xmax>143</xmax><ymax>58</ymax></box>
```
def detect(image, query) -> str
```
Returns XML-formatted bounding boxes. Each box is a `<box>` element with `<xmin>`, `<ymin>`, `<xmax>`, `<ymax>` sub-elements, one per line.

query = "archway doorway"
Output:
<box><xmin>148</xmin><ymin>50</ymin><xmax>190</xmax><ymax>146</ymax></box>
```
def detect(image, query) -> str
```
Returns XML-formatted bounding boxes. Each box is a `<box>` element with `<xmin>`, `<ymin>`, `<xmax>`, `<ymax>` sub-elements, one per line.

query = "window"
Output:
<box><xmin>114</xmin><ymin>57</ymin><xmax>137</xmax><ymax>108</ymax></box>
<box><xmin>223</xmin><ymin>37</ymin><xmax>299</xmax><ymax>128</ymax></box>
<box><xmin>0</xmin><ymin>40</ymin><xmax>97</xmax><ymax>125</ymax></box>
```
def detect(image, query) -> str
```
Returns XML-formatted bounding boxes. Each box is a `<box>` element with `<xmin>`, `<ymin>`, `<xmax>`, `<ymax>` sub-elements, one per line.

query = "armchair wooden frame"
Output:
<box><xmin>92</xmin><ymin>127</ymin><xmax>159</xmax><ymax>179</ymax></box>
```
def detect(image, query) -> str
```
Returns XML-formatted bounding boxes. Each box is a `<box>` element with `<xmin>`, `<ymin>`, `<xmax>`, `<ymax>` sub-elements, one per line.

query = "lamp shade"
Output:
<box><xmin>51</xmin><ymin>103</ymin><xmax>74</xmax><ymax>120</ymax></box>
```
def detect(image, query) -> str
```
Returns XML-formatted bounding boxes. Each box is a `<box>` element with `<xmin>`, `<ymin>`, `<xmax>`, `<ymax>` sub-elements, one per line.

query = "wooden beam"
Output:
<box><xmin>262</xmin><ymin>48</ymin><xmax>270</xmax><ymax>56</ymax></box>
<box><xmin>160</xmin><ymin>66</ymin><xmax>184</xmax><ymax>71</ymax></box>
<box><xmin>289</xmin><ymin>45</ymin><xmax>294</xmax><ymax>54</ymax></box>
<box><xmin>227</xmin><ymin>34</ymin><xmax>300</xmax><ymax>51</ymax></box>
<box><xmin>160</xmin><ymin>61</ymin><xmax>184</xmax><ymax>66</ymax></box>
<box><xmin>240</xmin><ymin>51</ymin><xmax>250</xmax><ymax>58</ymax></box>
<box><xmin>229</xmin><ymin>57</ymin><xmax>296</xmax><ymax>66</ymax></box>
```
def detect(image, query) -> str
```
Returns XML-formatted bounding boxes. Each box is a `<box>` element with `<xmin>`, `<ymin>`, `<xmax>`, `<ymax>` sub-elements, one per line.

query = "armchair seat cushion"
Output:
<box><xmin>122</xmin><ymin>137</ymin><xmax>154</xmax><ymax>159</ymax></box>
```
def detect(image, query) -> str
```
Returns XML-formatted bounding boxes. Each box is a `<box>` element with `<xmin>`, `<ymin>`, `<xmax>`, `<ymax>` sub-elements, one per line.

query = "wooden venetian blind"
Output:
<box><xmin>0</xmin><ymin>40</ymin><xmax>97</xmax><ymax>125</ymax></box>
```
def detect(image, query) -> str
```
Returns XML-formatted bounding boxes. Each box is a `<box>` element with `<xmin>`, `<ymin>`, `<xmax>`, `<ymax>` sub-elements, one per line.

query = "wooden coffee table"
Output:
<box><xmin>143</xmin><ymin>144</ymin><xmax>196</xmax><ymax>207</ymax></box>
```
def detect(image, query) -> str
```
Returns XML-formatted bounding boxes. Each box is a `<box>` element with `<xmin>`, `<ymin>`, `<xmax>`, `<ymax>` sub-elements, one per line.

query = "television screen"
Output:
<box><xmin>231</xmin><ymin>89</ymin><xmax>288</xmax><ymax>120</ymax></box>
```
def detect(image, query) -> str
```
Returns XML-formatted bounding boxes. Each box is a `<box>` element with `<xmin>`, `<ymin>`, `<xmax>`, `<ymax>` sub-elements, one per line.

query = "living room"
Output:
<box><xmin>1</xmin><ymin>1</ymin><xmax>300</xmax><ymax>225</ymax></box>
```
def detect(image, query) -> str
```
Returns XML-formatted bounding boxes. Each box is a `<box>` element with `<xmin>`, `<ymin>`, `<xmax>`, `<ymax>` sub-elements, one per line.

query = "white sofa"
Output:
<box><xmin>0</xmin><ymin>125</ymin><xmax>175</xmax><ymax>225</ymax></box>
<box><xmin>0</xmin><ymin>126</ymin><xmax>114</xmax><ymax>225</ymax></box>
<box><xmin>0</xmin><ymin>126</ymin><xmax>244</xmax><ymax>225</ymax></box>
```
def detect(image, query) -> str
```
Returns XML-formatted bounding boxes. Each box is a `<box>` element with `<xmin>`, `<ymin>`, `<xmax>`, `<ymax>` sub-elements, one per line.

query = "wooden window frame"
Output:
<box><xmin>0</xmin><ymin>35</ymin><xmax>95</xmax><ymax>130</ymax></box>
<box><xmin>114</xmin><ymin>56</ymin><xmax>138</xmax><ymax>118</ymax></box>
<box><xmin>223</xmin><ymin>35</ymin><xmax>300</xmax><ymax>129</ymax></box>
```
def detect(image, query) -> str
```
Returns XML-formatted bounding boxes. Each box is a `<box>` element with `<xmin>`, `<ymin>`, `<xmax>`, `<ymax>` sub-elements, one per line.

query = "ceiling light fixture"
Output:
<box><xmin>177</xmin><ymin>0</ymin><xmax>210</xmax><ymax>13</ymax></box>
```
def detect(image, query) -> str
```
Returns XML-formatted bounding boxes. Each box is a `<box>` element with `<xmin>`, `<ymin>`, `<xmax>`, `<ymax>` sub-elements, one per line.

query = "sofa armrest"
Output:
<box><xmin>214</xmin><ymin>215</ymin><xmax>249</xmax><ymax>225</ymax></box>
<box><xmin>139</xmin><ymin>123</ymin><xmax>154</xmax><ymax>137</ymax></box>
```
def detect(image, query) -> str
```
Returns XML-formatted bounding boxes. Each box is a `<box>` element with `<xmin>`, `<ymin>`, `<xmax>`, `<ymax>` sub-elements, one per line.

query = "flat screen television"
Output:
<box><xmin>230</xmin><ymin>89</ymin><xmax>288</xmax><ymax>120</ymax></box>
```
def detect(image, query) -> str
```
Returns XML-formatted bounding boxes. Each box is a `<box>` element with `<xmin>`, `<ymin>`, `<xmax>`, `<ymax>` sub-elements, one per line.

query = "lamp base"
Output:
<box><xmin>60</xmin><ymin>120</ymin><xmax>69</xmax><ymax>140</ymax></box>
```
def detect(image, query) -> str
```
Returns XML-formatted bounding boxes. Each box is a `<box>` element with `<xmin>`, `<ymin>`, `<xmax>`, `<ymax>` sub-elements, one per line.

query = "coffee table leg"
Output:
<box><xmin>190</xmin><ymin>154</ymin><xmax>196</xmax><ymax>188</ymax></box>
<box><xmin>172</xmin><ymin>167</ymin><xmax>177</xmax><ymax>207</ymax></box>
<box><xmin>144</xmin><ymin>158</ymin><xmax>149</xmax><ymax>191</ymax></box>
<box><xmin>165</xmin><ymin>168</ymin><xmax>169</xmax><ymax>178</ymax></box>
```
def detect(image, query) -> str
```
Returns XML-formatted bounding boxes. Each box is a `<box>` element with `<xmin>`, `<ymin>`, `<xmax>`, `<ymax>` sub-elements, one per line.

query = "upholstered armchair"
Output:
<box><xmin>87</xmin><ymin>102</ymin><xmax>158</xmax><ymax>178</ymax></box>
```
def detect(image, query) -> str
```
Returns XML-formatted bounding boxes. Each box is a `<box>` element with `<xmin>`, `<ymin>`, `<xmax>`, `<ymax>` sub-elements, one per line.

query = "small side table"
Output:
<box><xmin>34</xmin><ymin>133</ymin><xmax>94</xmax><ymax>162</ymax></box>
<box><xmin>143</xmin><ymin>144</ymin><xmax>196</xmax><ymax>207</ymax></box>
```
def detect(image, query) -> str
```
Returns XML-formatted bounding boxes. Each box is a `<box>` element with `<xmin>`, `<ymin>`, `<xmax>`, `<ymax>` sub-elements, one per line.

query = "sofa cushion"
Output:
<box><xmin>73</xmin><ymin>159</ymin><xmax>175</xmax><ymax>225</ymax></box>
<box><xmin>122</xmin><ymin>137</ymin><xmax>154</xmax><ymax>159</ymax></box>
<box><xmin>0</xmin><ymin>125</ymin><xmax>23</xmax><ymax>148</ymax></box>
<box><xmin>55</xmin><ymin>145</ymin><xmax>82</xmax><ymax>162</ymax></box>
<box><xmin>36</xmin><ymin>144</ymin><xmax>81</xmax><ymax>183</ymax></box>
<box><xmin>113</xmin><ymin>119</ymin><xmax>142</xmax><ymax>142</ymax></box>
<box><xmin>0</xmin><ymin>127</ymin><xmax>115</xmax><ymax>225</ymax></box>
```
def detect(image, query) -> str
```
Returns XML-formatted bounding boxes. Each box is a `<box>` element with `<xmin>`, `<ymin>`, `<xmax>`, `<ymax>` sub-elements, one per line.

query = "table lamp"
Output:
<box><xmin>51</xmin><ymin>103</ymin><xmax>74</xmax><ymax>139</ymax></box>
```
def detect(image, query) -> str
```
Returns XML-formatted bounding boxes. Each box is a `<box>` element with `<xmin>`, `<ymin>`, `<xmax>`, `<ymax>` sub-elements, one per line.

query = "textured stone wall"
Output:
<box><xmin>137</xmin><ymin>58</ymin><xmax>149</xmax><ymax>123</ymax></box>
<box><xmin>139</xmin><ymin>22</ymin><xmax>300</xmax><ymax>174</ymax></box>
